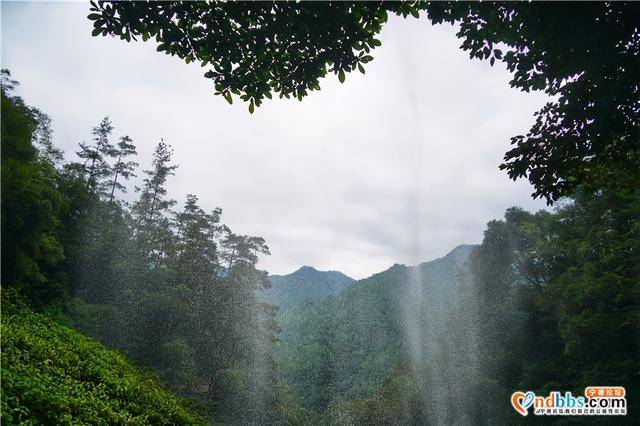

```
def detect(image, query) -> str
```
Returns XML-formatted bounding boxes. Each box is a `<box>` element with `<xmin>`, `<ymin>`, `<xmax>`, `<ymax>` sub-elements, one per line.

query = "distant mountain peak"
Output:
<box><xmin>292</xmin><ymin>265</ymin><xmax>351</xmax><ymax>276</ymax></box>
<box><xmin>448</xmin><ymin>244</ymin><xmax>475</xmax><ymax>254</ymax></box>
<box><xmin>442</xmin><ymin>244</ymin><xmax>475</xmax><ymax>262</ymax></box>
<box><xmin>259</xmin><ymin>266</ymin><xmax>355</xmax><ymax>315</ymax></box>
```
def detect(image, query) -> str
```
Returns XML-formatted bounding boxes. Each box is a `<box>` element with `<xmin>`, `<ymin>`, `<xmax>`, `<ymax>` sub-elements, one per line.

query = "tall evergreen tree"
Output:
<box><xmin>76</xmin><ymin>117</ymin><xmax>116</xmax><ymax>193</ymax></box>
<box><xmin>31</xmin><ymin>110</ymin><xmax>64</xmax><ymax>167</ymax></box>
<box><xmin>108</xmin><ymin>135</ymin><xmax>138</xmax><ymax>204</ymax></box>
<box><xmin>131</xmin><ymin>141</ymin><xmax>178</xmax><ymax>263</ymax></box>
<box><xmin>173</xmin><ymin>194</ymin><xmax>221</xmax><ymax>288</ymax></box>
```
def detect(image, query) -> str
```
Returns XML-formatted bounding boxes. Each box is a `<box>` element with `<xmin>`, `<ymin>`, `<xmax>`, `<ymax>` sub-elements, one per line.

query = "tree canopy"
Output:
<box><xmin>1</xmin><ymin>74</ymin><xmax>310</xmax><ymax>424</ymax></box>
<box><xmin>3</xmin><ymin>65</ymin><xmax>638</xmax><ymax>423</ymax></box>
<box><xmin>1</xmin><ymin>70</ymin><xmax>67</xmax><ymax>308</ymax></box>
<box><xmin>88</xmin><ymin>1</ymin><xmax>639</xmax><ymax>203</ymax></box>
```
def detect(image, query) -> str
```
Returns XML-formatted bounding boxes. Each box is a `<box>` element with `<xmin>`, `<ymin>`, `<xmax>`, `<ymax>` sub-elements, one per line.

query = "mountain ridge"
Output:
<box><xmin>261</xmin><ymin>244</ymin><xmax>476</xmax><ymax>316</ymax></box>
<box><xmin>258</xmin><ymin>265</ymin><xmax>355</xmax><ymax>314</ymax></box>
<box><xmin>276</xmin><ymin>244</ymin><xmax>477</xmax><ymax>412</ymax></box>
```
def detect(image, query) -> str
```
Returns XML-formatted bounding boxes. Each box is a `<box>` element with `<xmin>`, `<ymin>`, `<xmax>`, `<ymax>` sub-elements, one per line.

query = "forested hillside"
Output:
<box><xmin>259</xmin><ymin>266</ymin><xmax>354</xmax><ymax>315</ymax></box>
<box><xmin>277</xmin><ymin>245</ymin><xmax>473</xmax><ymax>414</ymax></box>
<box><xmin>275</xmin><ymin>200</ymin><xmax>639</xmax><ymax>424</ymax></box>
<box><xmin>1</xmin><ymin>292</ymin><xmax>208</xmax><ymax>425</ymax></box>
<box><xmin>3</xmin><ymin>65</ymin><xmax>639</xmax><ymax>425</ymax></box>
<box><xmin>427</xmin><ymin>197</ymin><xmax>639</xmax><ymax>424</ymax></box>
<box><xmin>0</xmin><ymin>72</ymin><xmax>313</xmax><ymax>425</ymax></box>
<box><xmin>3</xmin><ymin>2</ymin><xmax>639</xmax><ymax>424</ymax></box>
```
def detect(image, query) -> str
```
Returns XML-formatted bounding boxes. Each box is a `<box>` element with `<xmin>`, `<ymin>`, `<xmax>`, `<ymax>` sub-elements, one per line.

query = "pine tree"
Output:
<box><xmin>131</xmin><ymin>141</ymin><xmax>178</xmax><ymax>263</ymax></box>
<box><xmin>220</xmin><ymin>231</ymin><xmax>270</xmax><ymax>273</ymax></box>
<box><xmin>108</xmin><ymin>135</ymin><xmax>138</xmax><ymax>204</ymax></box>
<box><xmin>76</xmin><ymin>117</ymin><xmax>116</xmax><ymax>193</ymax></box>
<box><xmin>173</xmin><ymin>194</ymin><xmax>221</xmax><ymax>288</ymax></box>
<box><xmin>31</xmin><ymin>110</ymin><xmax>64</xmax><ymax>167</ymax></box>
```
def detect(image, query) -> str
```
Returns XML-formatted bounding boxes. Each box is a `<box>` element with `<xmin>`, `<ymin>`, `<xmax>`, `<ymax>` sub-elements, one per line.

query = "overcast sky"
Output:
<box><xmin>2</xmin><ymin>2</ymin><xmax>550</xmax><ymax>279</ymax></box>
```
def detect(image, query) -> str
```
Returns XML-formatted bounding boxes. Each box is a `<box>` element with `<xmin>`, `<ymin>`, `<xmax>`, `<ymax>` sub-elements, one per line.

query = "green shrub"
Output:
<box><xmin>1</xmin><ymin>292</ymin><xmax>208</xmax><ymax>425</ymax></box>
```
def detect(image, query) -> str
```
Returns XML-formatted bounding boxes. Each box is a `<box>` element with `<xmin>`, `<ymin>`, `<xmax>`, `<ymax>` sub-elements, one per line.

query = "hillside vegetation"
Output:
<box><xmin>2</xmin><ymin>2</ymin><xmax>639</xmax><ymax>421</ymax></box>
<box><xmin>1</xmin><ymin>77</ymin><xmax>312</xmax><ymax>425</ymax></box>
<box><xmin>277</xmin><ymin>198</ymin><xmax>640</xmax><ymax>424</ymax></box>
<box><xmin>1</xmin><ymin>293</ymin><xmax>208</xmax><ymax>425</ymax></box>
<box><xmin>260</xmin><ymin>266</ymin><xmax>354</xmax><ymax>315</ymax></box>
<box><xmin>277</xmin><ymin>245</ymin><xmax>474</xmax><ymax>413</ymax></box>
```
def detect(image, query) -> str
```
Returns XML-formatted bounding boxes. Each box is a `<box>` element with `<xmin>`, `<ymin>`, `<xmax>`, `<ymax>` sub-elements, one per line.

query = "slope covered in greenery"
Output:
<box><xmin>3</xmin><ymin>2</ymin><xmax>639</xmax><ymax>421</ymax></box>
<box><xmin>278</xmin><ymin>195</ymin><xmax>640</xmax><ymax>424</ymax></box>
<box><xmin>259</xmin><ymin>266</ymin><xmax>354</xmax><ymax>315</ymax></box>
<box><xmin>1</xmin><ymin>293</ymin><xmax>208</xmax><ymax>425</ymax></box>
<box><xmin>277</xmin><ymin>245</ymin><xmax>474</xmax><ymax>413</ymax></box>
<box><xmin>1</xmin><ymin>74</ymin><xmax>313</xmax><ymax>425</ymax></box>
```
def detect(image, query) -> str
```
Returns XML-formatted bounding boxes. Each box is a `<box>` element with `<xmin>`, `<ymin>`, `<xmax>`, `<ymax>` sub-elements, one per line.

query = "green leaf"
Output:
<box><xmin>358</xmin><ymin>63</ymin><xmax>365</xmax><ymax>74</ymax></box>
<box><xmin>338</xmin><ymin>70</ymin><xmax>345</xmax><ymax>83</ymax></box>
<box><xmin>91</xmin><ymin>28</ymin><xmax>102</xmax><ymax>37</ymax></box>
<box><xmin>223</xmin><ymin>92</ymin><xmax>233</xmax><ymax>105</ymax></box>
<box><xmin>248</xmin><ymin>99</ymin><xmax>255</xmax><ymax>114</ymax></box>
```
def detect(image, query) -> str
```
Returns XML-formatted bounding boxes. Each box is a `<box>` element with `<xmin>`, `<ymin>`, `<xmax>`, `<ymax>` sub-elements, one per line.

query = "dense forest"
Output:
<box><xmin>3</xmin><ymin>73</ymin><xmax>638</xmax><ymax>423</ymax></box>
<box><xmin>258</xmin><ymin>267</ymin><xmax>354</xmax><ymax>316</ymax></box>
<box><xmin>1</xmin><ymin>75</ymin><xmax>313</xmax><ymax>424</ymax></box>
<box><xmin>274</xmin><ymin>197</ymin><xmax>640</xmax><ymax>424</ymax></box>
<box><xmin>2</xmin><ymin>1</ymin><xmax>639</xmax><ymax>425</ymax></box>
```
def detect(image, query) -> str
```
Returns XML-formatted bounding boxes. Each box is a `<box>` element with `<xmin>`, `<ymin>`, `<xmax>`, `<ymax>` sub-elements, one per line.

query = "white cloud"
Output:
<box><xmin>2</xmin><ymin>2</ymin><xmax>550</xmax><ymax>279</ymax></box>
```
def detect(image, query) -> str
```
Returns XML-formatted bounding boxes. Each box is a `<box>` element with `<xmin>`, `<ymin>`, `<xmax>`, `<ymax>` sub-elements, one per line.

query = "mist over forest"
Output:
<box><xmin>2</xmin><ymin>2</ymin><xmax>639</xmax><ymax>425</ymax></box>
